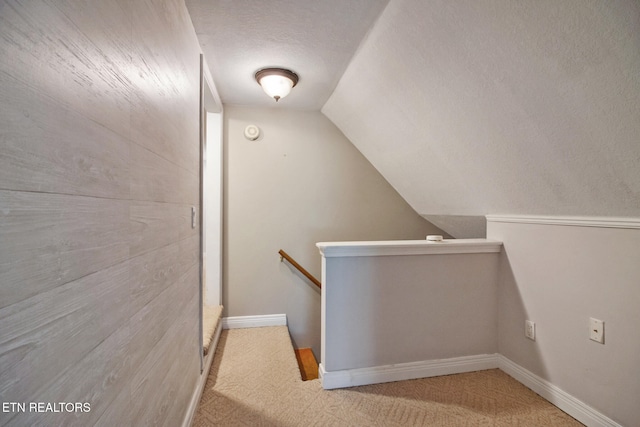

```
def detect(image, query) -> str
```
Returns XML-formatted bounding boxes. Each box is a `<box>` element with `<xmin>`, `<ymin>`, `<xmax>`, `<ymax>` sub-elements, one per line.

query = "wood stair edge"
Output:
<box><xmin>294</xmin><ymin>348</ymin><xmax>319</xmax><ymax>381</ymax></box>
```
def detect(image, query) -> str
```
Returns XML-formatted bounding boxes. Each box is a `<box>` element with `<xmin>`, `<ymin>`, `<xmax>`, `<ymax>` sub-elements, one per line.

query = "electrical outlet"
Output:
<box><xmin>590</xmin><ymin>318</ymin><xmax>604</xmax><ymax>344</ymax></box>
<box><xmin>525</xmin><ymin>320</ymin><xmax>535</xmax><ymax>341</ymax></box>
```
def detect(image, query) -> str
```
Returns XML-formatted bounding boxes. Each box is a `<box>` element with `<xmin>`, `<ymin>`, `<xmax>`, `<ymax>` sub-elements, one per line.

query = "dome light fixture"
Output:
<box><xmin>255</xmin><ymin>68</ymin><xmax>299</xmax><ymax>102</ymax></box>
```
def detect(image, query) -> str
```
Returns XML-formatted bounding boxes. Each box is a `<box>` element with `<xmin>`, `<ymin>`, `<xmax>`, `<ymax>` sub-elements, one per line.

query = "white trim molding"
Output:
<box><xmin>182</xmin><ymin>320</ymin><xmax>223</xmax><ymax>427</ymax></box>
<box><xmin>320</xmin><ymin>354</ymin><xmax>622</xmax><ymax>426</ymax></box>
<box><xmin>498</xmin><ymin>356</ymin><xmax>623</xmax><ymax>427</ymax></box>
<box><xmin>317</xmin><ymin>238</ymin><xmax>502</xmax><ymax>258</ymax></box>
<box><xmin>486</xmin><ymin>215</ymin><xmax>640</xmax><ymax>230</ymax></box>
<box><xmin>222</xmin><ymin>314</ymin><xmax>287</xmax><ymax>329</ymax></box>
<box><xmin>319</xmin><ymin>354</ymin><xmax>499</xmax><ymax>390</ymax></box>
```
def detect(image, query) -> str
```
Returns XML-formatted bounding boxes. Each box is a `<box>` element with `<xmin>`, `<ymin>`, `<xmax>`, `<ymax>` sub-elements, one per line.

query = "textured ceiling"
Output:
<box><xmin>185</xmin><ymin>0</ymin><xmax>640</xmax><ymax>238</ymax></box>
<box><xmin>323</xmin><ymin>0</ymin><xmax>640</xmax><ymax>236</ymax></box>
<box><xmin>185</xmin><ymin>0</ymin><xmax>390</xmax><ymax>110</ymax></box>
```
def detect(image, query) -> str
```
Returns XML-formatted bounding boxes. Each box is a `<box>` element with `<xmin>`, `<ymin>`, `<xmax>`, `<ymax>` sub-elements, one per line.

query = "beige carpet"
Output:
<box><xmin>193</xmin><ymin>327</ymin><xmax>583</xmax><ymax>426</ymax></box>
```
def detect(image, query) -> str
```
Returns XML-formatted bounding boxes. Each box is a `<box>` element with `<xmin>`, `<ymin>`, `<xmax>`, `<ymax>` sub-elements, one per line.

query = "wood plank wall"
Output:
<box><xmin>0</xmin><ymin>1</ymin><xmax>203</xmax><ymax>425</ymax></box>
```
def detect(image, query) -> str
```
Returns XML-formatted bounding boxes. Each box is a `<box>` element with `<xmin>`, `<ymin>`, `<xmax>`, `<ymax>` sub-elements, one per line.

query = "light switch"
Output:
<box><xmin>589</xmin><ymin>317</ymin><xmax>604</xmax><ymax>344</ymax></box>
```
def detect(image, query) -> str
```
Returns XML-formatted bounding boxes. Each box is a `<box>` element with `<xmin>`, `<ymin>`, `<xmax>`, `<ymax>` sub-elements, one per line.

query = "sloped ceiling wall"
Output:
<box><xmin>323</xmin><ymin>0</ymin><xmax>640</xmax><ymax>237</ymax></box>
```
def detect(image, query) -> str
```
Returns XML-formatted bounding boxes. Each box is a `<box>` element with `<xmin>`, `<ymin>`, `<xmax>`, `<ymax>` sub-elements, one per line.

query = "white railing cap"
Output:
<box><xmin>316</xmin><ymin>239</ymin><xmax>502</xmax><ymax>258</ymax></box>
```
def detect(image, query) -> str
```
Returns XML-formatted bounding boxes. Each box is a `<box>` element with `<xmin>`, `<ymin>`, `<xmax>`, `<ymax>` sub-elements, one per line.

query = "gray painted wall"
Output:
<box><xmin>322</xmin><ymin>252</ymin><xmax>499</xmax><ymax>371</ymax></box>
<box><xmin>488</xmin><ymin>218</ymin><xmax>640</xmax><ymax>427</ymax></box>
<box><xmin>223</xmin><ymin>106</ymin><xmax>442</xmax><ymax>357</ymax></box>
<box><xmin>0</xmin><ymin>1</ymin><xmax>203</xmax><ymax>425</ymax></box>
<box><xmin>323</xmin><ymin>0</ymin><xmax>640</xmax><ymax>238</ymax></box>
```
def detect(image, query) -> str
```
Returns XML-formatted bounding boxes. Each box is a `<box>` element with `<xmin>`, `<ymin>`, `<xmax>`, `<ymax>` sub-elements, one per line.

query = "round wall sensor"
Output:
<box><xmin>426</xmin><ymin>235</ymin><xmax>444</xmax><ymax>242</ymax></box>
<box><xmin>244</xmin><ymin>125</ymin><xmax>260</xmax><ymax>141</ymax></box>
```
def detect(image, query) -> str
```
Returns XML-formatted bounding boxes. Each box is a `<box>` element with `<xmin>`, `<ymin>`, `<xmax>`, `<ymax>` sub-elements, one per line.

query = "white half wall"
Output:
<box><xmin>319</xmin><ymin>240</ymin><xmax>501</xmax><ymax>372</ymax></box>
<box><xmin>487</xmin><ymin>216</ymin><xmax>640</xmax><ymax>427</ymax></box>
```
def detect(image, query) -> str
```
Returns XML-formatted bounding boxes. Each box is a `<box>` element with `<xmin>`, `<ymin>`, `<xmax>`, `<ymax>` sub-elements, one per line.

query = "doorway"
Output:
<box><xmin>203</xmin><ymin>111</ymin><xmax>222</xmax><ymax>307</ymax></box>
<box><xmin>199</xmin><ymin>54</ymin><xmax>223</xmax><ymax>371</ymax></box>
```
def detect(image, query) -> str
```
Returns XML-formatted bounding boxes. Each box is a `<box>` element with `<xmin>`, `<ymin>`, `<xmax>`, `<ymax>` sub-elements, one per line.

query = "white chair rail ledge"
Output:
<box><xmin>316</xmin><ymin>238</ymin><xmax>502</xmax><ymax>257</ymax></box>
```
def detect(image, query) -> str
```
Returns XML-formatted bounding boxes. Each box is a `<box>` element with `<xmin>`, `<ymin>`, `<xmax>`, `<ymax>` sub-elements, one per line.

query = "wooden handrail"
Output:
<box><xmin>279</xmin><ymin>249</ymin><xmax>321</xmax><ymax>289</ymax></box>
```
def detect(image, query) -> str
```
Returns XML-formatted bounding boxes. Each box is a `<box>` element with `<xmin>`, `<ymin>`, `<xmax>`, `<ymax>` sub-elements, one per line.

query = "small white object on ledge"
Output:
<box><xmin>426</xmin><ymin>235</ymin><xmax>443</xmax><ymax>242</ymax></box>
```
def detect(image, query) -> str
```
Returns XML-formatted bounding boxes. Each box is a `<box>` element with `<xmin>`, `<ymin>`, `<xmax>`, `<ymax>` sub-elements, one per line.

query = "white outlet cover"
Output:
<box><xmin>590</xmin><ymin>317</ymin><xmax>604</xmax><ymax>344</ymax></box>
<box><xmin>525</xmin><ymin>320</ymin><xmax>535</xmax><ymax>341</ymax></box>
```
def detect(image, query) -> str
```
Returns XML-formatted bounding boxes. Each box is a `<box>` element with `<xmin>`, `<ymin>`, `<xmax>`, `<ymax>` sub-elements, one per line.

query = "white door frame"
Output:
<box><xmin>199</xmin><ymin>54</ymin><xmax>223</xmax><ymax>371</ymax></box>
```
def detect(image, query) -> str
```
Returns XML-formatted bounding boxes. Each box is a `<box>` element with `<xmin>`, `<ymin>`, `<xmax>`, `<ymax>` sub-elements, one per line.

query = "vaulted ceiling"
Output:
<box><xmin>186</xmin><ymin>0</ymin><xmax>640</xmax><ymax>237</ymax></box>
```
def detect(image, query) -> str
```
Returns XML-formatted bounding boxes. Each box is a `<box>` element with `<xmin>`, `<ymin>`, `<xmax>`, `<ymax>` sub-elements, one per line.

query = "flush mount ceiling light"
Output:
<box><xmin>255</xmin><ymin>68</ymin><xmax>299</xmax><ymax>102</ymax></box>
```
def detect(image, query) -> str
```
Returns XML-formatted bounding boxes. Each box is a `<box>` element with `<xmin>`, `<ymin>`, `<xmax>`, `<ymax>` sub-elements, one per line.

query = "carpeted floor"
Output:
<box><xmin>193</xmin><ymin>327</ymin><xmax>583</xmax><ymax>426</ymax></box>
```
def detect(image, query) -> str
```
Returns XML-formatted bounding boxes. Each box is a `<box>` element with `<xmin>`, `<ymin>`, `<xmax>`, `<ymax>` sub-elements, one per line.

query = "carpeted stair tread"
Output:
<box><xmin>202</xmin><ymin>305</ymin><xmax>223</xmax><ymax>356</ymax></box>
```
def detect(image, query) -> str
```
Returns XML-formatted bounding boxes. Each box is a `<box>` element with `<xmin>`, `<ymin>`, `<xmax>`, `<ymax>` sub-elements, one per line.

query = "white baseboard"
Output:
<box><xmin>182</xmin><ymin>320</ymin><xmax>223</xmax><ymax>427</ymax></box>
<box><xmin>181</xmin><ymin>320</ymin><xmax>621</xmax><ymax>426</ymax></box>
<box><xmin>320</xmin><ymin>353</ymin><xmax>621</xmax><ymax>426</ymax></box>
<box><xmin>320</xmin><ymin>354</ymin><xmax>499</xmax><ymax>390</ymax></box>
<box><xmin>222</xmin><ymin>314</ymin><xmax>287</xmax><ymax>329</ymax></box>
<box><xmin>498</xmin><ymin>355</ymin><xmax>622</xmax><ymax>427</ymax></box>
